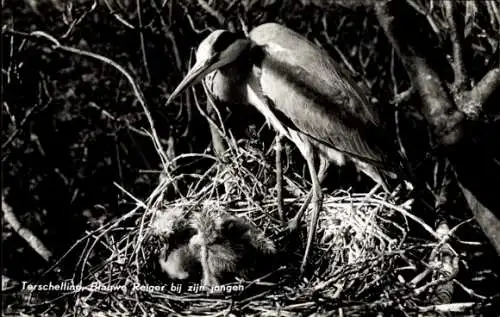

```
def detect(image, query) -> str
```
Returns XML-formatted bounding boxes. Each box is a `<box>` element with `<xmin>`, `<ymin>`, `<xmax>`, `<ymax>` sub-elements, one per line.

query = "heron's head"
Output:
<box><xmin>166</xmin><ymin>30</ymin><xmax>250</xmax><ymax>105</ymax></box>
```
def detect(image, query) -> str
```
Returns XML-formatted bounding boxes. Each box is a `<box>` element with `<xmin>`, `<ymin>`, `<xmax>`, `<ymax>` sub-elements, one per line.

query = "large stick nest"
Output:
<box><xmin>42</xmin><ymin>141</ymin><xmax>495</xmax><ymax>316</ymax></box>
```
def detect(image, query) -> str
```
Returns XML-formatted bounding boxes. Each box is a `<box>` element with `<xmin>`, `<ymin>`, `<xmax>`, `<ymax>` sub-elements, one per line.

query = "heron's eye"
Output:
<box><xmin>212</xmin><ymin>32</ymin><xmax>238</xmax><ymax>53</ymax></box>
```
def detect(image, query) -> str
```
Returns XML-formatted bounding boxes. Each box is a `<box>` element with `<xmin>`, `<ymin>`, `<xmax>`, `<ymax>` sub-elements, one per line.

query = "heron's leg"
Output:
<box><xmin>287</xmin><ymin>156</ymin><xmax>329</xmax><ymax>231</ymax></box>
<box><xmin>293</xmin><ymin>143</ymin><xmax>323</xmax><ymax>274</ymax></box>
<box><xmin>205</xmin><ymin>98</ymin><xmax>228</xmax><ymax>162</ymax></box>
<box><xmin>206</xmin><ymin>111</ymin><xmax>232</xmax><ymax>195</ymax></box>
<box><xmin>275</xmin><ymin>134</ymin><xmax>285</xmax><ymax>223</ymax></box>
<box><xmin>352</xmin><ymin>158</ymin><xmax>391</xmax><ymax>193</ymax></box>
<box><xmin>202</xmin><ymin>90</ymin><xmax>234</xmax><ymax>195</ymax></box>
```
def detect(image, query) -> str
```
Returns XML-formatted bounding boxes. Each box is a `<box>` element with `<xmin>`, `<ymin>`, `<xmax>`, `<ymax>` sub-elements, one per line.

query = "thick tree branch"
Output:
<box><xmin>455</xmin><ymin>68</ymin><xmax>500</xmax><ymax>119</ymax></box>
<box><xmin>373</xmin><ymin>0</ymin><xmax>500</xmax><ymax>256</ymax></box>
<box><xmin>471</xmin><ymin>68</ymin><xmax>500</xmax><ymax>110</ymax></box>
<box><xmin>444</xmin><ymin>1</ymin><xmax>468</xmax><ymax>90</ymax></box>
<box><xmin>373</xmin><ymin>0</ymin><xmax>464</xmax><ymax>147</ymax></box>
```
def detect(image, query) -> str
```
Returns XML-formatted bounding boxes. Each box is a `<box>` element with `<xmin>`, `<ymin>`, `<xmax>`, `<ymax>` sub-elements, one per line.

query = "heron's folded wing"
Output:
<box><xmin>251</xmin><ymin>44</ymin><xmax>391</xmax><ymax>167</ymax></box>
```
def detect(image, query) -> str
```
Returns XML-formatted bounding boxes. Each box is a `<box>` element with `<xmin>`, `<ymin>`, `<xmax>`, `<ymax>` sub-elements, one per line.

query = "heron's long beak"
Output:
<box><xmin>165</xmin><ymin>57</ymin><xmax>217</xmax><ymax>106</ymax></box>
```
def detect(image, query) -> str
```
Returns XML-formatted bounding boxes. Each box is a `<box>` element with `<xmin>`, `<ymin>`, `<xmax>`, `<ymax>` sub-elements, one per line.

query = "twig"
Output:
<box><xmin>2</xmin><ymin>98</ymin><xmax>52</xmax><ymax>150</ymax></box>
<box><xmin>136</xmin><ymin>0</ymin><xmax>151</xmax><ymax>82</ymax></box>
<box><xmin>487</xmin><ymin>1</ymin><xmax>500</xmax><ymax>33</ymax></box>
<box><xmin>115</xmin><ymin>135</ymin><xmax>124</xmax><ymax>184</ymax></box>
<box><xmin>406</xmin><ymin>0</ymin><xmax>441</xmax><ymax>38</ymax></box>
<box><xmin>390</xmin><ymin>48</ymin><xmax>409</xmax><ymax>163</ymax></box>
<box><xmin>103</xmin><ymin>0</ymin><xmax>136</xmax><ymax>30</ymax></box>
<box><xmin>454</xmin><ymin>67</ymin><xmax>500</xmax><ymax>119</ymax></box>
<box><xmin>150</xmin><ymin>0</ymin><xmax>182</xmax><ymax>71</ymax></box>
<box><xmin>61</xmin><ymin>0</ymin><xmax>97</xmax><ymax>39</ymax></box>
<box><xmin>184</xmin><ymin>11</ymin><xmax>208</xmax><ymax>34</ymax></box>
<box><xmin>444</xmin><ymin>0</ymin><xmax>468</xmax><ymax>89</ymax></box>
<box><xmin>238</xmin><ymin>14</ymin><xmax>249</xmax><ymax>36</ymax></box>
<box><xmin>114</xmin><ymin>12</ymin><xmax>136</xmax><ymax>29</ymax></box>
<box><xmin>77</xmin><ymin>182</ymin><xmax>148</xmax><ymax>283</ymax></box>
<box><xmin>390</xmin><ymin>86</ymin><xmax>415</xmax><ymax>105</ymax></box>
<box><xmin>197</xmin><ymin>0</ymin><xmax>225</xmax><ymax>25</ymax></box>
<box><xmin>6</xmin><ymin>20</ymin><xmax>14</xmax><ymax>85</ymax></box>
<box><xmin>2</xmin><ymin>101</ymin><xmax>16</xmax><ymax>126</ymax></box>
<box><xmin>375</xmin><ymin>199</ymin><xmax>438</xmax><ymax>239</ymax></box>
<box><xmin>87</xmin><ymin>101</ymin><xmax>150</xmax><ymax>137</ymax></box>
<box><xmin>333</xmin><ymin>45</ymin><xmax>359</xmax><ymax>77</ymax></box>
<box><xmin>418</xmin><ymin>302</ymin><xmax>478</xmax><ymax>313</ymax></box>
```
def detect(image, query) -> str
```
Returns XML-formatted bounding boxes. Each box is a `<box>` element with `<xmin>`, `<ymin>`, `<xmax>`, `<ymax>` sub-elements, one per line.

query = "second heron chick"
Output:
<box><xmin>189</xmin><ymin>209</ymin><xmax>277</xmax><ymax>286</ymax></box>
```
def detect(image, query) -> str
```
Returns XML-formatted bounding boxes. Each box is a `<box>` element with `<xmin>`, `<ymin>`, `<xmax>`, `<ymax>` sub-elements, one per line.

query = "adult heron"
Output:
<box><xmin>166</xmin><ymin>23</ymin><xmax>398</xmax><ymax>272</ymax></box>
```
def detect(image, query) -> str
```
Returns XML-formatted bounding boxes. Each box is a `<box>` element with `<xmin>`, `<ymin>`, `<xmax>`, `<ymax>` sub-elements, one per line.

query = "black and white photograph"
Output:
<box><xmin>2</xmin><ymin>0</ymin><xmax>500</xmax><ymax>316</ymax></box>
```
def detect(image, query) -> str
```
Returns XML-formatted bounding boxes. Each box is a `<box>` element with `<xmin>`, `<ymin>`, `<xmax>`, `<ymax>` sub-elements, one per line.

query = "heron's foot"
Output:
<box><xmin>415</xmin><ymin>222</ymin><xmax>457</xmax><ymax>304</ymax></box>
<box><xmin>429</xmin><ymin>244</ymin><xmax>459</xmax><ymax>278</ymax></box>
<box><xmin>428</xmin><ymin>242</ymin><xmax>459</xmax><ymax>304</ymax></box>
<box><xmin>430</xmin><ymin>223</ymin><xmax>459</xmax><ymax>278</ymax></box>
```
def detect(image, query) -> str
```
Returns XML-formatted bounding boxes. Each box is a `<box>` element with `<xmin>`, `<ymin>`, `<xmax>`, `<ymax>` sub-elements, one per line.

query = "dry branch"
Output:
<box><xmin>103</xmin><ymin>0</ymin><xmax>136</xmax><ymax>29</ymax></box>
<box><xmin>373</xmin><ymin>0</ymin><xmax>465</xmax><ymax>147</ymax></box>
<box><xmin>444</xmin><ymin>0</ymin><xmax>468</xmax><ymax>90</ymax></box>
<box><xmin>136</xmin><ymin>0</ymin><xmax>151</xmax><ymax>82</ymax></box>
<box><xmin>372</xmin><ymin>0</ymin><xmax>500</xmax><ymax>256</ymax></box>
<box><xmin>2</xmin><ymin>196</ymin><xmax>52</xmax><ymax>262</ymax></box>
<box><xmin>470</xmin><ymin>68</ymin><xmax>500</xmax><ymax>113</ymax></box>
<box><xmin>2</xmin><ymin>98</ymin><xmax>52</xmax><ymax>151</ymax></box>
<box><xmin>197</xmin><ymin>0</ymin><xmax>225</xmax><ymax>25</ymax></box>
<box><xmin>455</xmin><ymin>67</ymin><xmax>500</xmax><ymax>119</ymax></box>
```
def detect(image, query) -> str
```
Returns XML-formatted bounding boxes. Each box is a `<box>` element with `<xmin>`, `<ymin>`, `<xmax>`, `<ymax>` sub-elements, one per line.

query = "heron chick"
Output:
<box><xmin>157</xmin><ymin>208</ymin><xmax>276</xmax><ymax>286</ymax></box>
<box><xmin>189</xmin><ymin>209</ymin><xmax>277</xmax><ymax>286</ymax></box>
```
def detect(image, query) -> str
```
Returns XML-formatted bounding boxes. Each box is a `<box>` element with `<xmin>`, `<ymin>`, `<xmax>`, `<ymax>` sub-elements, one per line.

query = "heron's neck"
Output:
<box><xmin>218</xmin><ymin>51</ymin><xmax>251</xmax><ymax>83</ymax></box>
